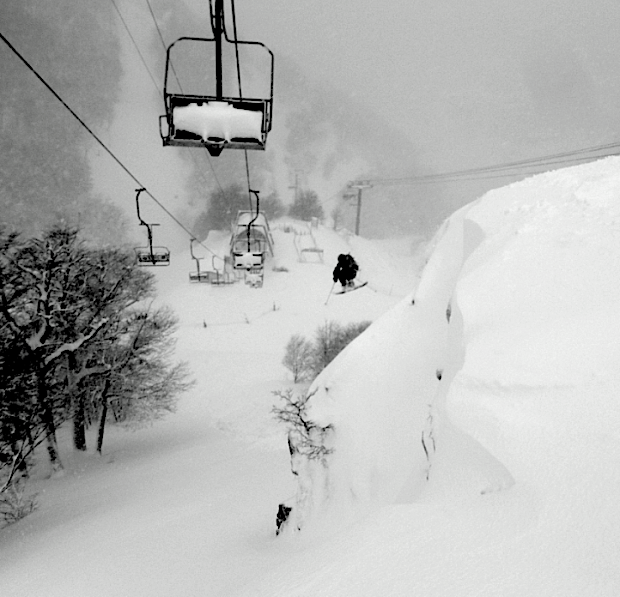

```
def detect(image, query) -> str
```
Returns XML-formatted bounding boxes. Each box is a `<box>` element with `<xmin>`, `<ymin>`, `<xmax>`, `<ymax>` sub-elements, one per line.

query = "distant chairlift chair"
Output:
<box><xmin>134</xmin><ymin>189</ymin><xmax>170</xmax><ymax>267</ymax></box>
<box><xmin>189</xmin><ymin>238</ymin><xmax>210</xmax><ymax>282</ymax></box>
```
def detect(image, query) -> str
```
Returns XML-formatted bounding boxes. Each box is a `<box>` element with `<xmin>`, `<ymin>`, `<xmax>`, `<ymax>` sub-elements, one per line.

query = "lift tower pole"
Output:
<box><xmin>347</xmin><ymin>180</ymin><xmax>373</xmax><ymax>236</ymax></box>
<box><xmin>214</xmin><ymin>0</ymin><xmax>223</xmax><ymax>99</ymax></box>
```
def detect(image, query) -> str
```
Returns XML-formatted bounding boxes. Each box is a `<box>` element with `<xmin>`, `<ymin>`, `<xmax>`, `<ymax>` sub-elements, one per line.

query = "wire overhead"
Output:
<box><xmin>226</xmin><ymin>0</ymin><xmax>258</xmax><ymax>214</ymax></box>
<box><xmin>366</xmin><ymin>140</ymin><xmax>620</xmax><ymax>187</ymax></box>
<box><xmin>109</xmin><ymin>0</ymin><xmax>160</xmax><ymax>94</ymax></box>
<box><xmin>0</xmin><ymin>27</ymin><xmax>221</xmax><ymax>259</ymax></box>
<box><xmin>7</xmin><ymin>4</ymin><xmax>620</xmax><ymax>251</ymax></box>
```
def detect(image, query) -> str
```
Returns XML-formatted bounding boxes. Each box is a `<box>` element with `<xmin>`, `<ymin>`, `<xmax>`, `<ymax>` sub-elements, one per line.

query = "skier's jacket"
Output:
<box><xmin>333</xmin><ymin>253</ymin><xmax>358</xmax><ymax>285</ymax></box>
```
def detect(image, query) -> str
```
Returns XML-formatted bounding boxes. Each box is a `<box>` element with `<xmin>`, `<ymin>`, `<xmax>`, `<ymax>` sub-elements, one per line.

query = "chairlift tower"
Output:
<box><xmin>347</xmin><ymin>180</ymin><xmax>373</xmax><ymax>236</ymax></box>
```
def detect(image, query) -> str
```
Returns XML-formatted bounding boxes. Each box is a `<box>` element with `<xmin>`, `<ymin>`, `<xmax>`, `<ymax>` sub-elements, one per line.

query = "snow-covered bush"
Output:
<box><xmin>0</xmin><ymin>479</ymin><xmax>38</xmax><ymax>525</ymax></box>
<box><xmin>282</xmin><ymin>334</ymin><xmax>314</xmax><ymax>383</ymax></box>
<box><xmin>282</xmin><ymin>321</ymin><xmax>372</xmax><ymax>382</ymax></box>
<box><xmin>310</xmin><ymin>320</ymin><xmax>371</xmax><ymax>377</ymax></box>
<box><xmin>272</xmin><ymin>388</ymin><xmax>333</xmax><ymax>463</ymax></box>
<box><xmin>288</xmin><ymin>189</ymin><xmax>324</xmax><ymax>222</ymax></box>
<box><xmin>260</xmin><ymin>192</ymin><xmax>286</xmax><ymax>221</ymax></box>
<box><xmin>193</xmin><ymin>183</ymin><xmax>249</xmax><ymax>236</ymax></box>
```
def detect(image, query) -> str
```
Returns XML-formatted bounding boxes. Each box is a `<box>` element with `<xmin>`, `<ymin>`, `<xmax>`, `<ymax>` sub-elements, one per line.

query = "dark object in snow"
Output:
<box><xmin>334</xmin><ymin>281</ymin><xmax>368</xmax><ymax>294</ymax></box>
<box><xmin>276</xmin><ymin>503</ymin><xmax>292</xmax><ymax>536</ymax></box>
<box><xmin>332</xmin><ymin>253</ymin><xmax>359</xmax><ymax>288</ymax></box>
<box><xmin>446</xmin><ymin>302</ymin><xmax>452</xmax><ymax>322</ymax></box>
<box><xmin>436</xmin><ymin>368</ymin><xmax>443</xmax><ymax>380</ymax></box>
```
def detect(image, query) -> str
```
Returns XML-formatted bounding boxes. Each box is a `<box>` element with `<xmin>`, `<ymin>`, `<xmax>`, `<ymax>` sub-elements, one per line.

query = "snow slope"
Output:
<box><xmin>3</xmin><ymin>155</ymin><xmax>620</xmax><ymax>596</ymax></box>
<box><xmin>250</xmin><ymin>157</ymin><xmax>620</xmax><ymax>596</ymax></box>
<box><xmin>0</xmin><ymin>220</ymin><xmax>418</xmax><ymax>597</ymax></box>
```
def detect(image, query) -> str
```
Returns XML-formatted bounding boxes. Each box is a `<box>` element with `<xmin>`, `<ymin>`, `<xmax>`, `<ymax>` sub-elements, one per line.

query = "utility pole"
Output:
<box><xmin>347</xmin><ymin>180</ymin><xmax>373</xmax><ymax>236</ymax></box>
<box><xmin>288</xmin><ymin>170</ymin><xmax>302</xmax><ymax>204</ymax></box>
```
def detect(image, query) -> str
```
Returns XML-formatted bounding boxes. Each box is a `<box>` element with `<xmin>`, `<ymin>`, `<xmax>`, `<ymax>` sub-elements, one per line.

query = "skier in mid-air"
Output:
<box><xmin>333</xmin><ymin>253</ymin><xmax>359</xmax><ymax>290</ymax></box>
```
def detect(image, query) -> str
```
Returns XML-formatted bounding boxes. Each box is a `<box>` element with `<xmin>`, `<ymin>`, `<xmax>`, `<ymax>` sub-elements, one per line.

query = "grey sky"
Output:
<box><xmin>193</xmin><ymin>0</ymin><xmax>620</xmax><ymax>174</ymax></box>
<box><xmin>84</xmin><ymin>0</ymin><xmax>620</xmax><ymax>243</ymax></box>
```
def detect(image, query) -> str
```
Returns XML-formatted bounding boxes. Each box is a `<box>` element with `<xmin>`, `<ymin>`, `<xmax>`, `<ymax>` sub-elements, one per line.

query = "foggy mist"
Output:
<box><xmin>3</xmin><ymin>0</ymin><xmax>620</xmax><ymax>242</ymax></box>
<box><xmin>184</xmin><ymin>0</ymin><xmax>620</xmax><ymax>233</ymax></box>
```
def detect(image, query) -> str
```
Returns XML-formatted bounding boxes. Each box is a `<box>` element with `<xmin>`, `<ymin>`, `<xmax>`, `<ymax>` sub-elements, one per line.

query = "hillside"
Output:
<box><xmin>250</xmin><ymin>157</ymin><xmax>620</xmax><ymax>596</ymax></box>
<box><xmin>0</xmin><ymin>221</ymin><xmax>421</xmax><ymax>597</ymax></box>
<box><xmin>3</xmin><ymin>151</ymin><xmax>620</xmax><ymax>596</ymax></box>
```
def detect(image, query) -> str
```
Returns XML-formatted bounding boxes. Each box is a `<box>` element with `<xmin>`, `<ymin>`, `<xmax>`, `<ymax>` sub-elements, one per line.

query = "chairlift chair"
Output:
<box><xmin>159</xmin><ymin>31</ymin><xmax>274</xmax><ymax>157</ymax></box>
<box><xmin>189</xmin><ymin>238</ymin><xmax>210</xmax><ymax>282</ymax></box>
<box><xmin>230</xmin><ymin>198</ymin><xmax>271</xmax><ymax>270</ymax></box>
<box><xmin>134</xmin><ymin>189</ymin><xmax>170</xmax><ymax>267</ymax></box>
<box><xmin>135</xmin><ymin>247</ymin><xmax>170</xmax><ymax>266</ymax></box>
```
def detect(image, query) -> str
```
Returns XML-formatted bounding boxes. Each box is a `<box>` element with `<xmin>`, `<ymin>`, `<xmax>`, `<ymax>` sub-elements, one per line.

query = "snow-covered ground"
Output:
<box><xmin>3</xmin><ymin>157</ymin><xmax>620</xmax><ymax>596</ymax></box>
<box><xmin>0</xmin><ymin>220</ymin><xmax>419</xmax><ymax>596</ymax></box>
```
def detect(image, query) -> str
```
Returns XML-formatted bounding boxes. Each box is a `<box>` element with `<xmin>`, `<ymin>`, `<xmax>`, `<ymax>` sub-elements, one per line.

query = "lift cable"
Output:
<box><xmin>367</xmin><ymin>141</ymin><xmax>620</xmax><ymax>187</ymax></box>
<box><xmin>208</xmin><ymin>0</ymin><xmax>217</xmax><ymax>34</ymax></box>
<box><xmin>400</xmin><ymin>153</ymin><xmax>620</xmax><ymax>186</ymax></box>
<box><xmin>230</xmin><ymin>0</ymin><xmax>244</xmax><ymax>100</ymax></box>
<box><xmin>108</xmin><ymin>0</ymin><xmax>160</xmax><ymax>94</ymax></box>
<box><xmin>145</xmin><ymin>0</ymin><xmax>181</xmax><ymax>89</ymax></box>
<box><xmin>0</xmin><ymin>28</ymin><xmax>221</xmax><ymax>259</ymax></box>
<box><xmin>228</xmin><ymin>0</ymin><xmax>257</xmax><ymax>215</ymax></box>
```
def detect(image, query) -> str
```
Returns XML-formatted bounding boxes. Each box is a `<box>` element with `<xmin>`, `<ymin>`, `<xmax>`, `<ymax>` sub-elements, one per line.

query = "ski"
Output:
<box><xmin>334</xmin><ymin>281</ymin><xmax>368</xmax><ymax>294</ymax></box>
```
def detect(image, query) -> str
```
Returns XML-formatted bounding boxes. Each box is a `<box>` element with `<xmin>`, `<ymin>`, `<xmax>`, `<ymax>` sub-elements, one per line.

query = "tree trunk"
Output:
<box><xmin>67</xmin><ymin>353</ymin><xmax>87</xmax><ymax>451</ymax></box>
<box><xmin>96</xmin><ymin>379</ymin><xmax>110</xmax><ymax>455</ymax></box>
<box><xmin>73</xmin><ymin>393</ymin><xmax>87</xmax><ymax>451</ymax></box>
<box><xmin>36</xmin><ymin>367</ymin><xmax>63</xmax><ymax>473</ymax></box>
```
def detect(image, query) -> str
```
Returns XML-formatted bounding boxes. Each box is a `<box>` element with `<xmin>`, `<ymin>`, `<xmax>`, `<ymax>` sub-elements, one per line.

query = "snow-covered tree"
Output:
<box><xmin>93</xmin><ymin>305</ymin><xmax>192</xmax><ymax>454</ymax></box>
<box><xmin>194</xmin><ymin>183</ymin><xmax>251</xmax><ymax>236</ymax></box>
<box><xmin>282</xmin><ymin>334</ymin><xmax>314</xmax><ymax>383</ymax></box>
<box><xmin>288</xmin><ymin>189</ymin><xmax>324</xmax><ymax>222</ymax></box>
<box><xmin>0</xmin><ymin>226</ymin><xmax>191</xmax><ymax>482</ymax></box>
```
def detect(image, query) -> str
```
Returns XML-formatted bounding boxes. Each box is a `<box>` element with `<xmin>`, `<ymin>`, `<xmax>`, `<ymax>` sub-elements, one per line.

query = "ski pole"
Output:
<box><xmin>325</xmin><ymin>281</ymin><xmax>336</xmax><ymax>305</ymax></box>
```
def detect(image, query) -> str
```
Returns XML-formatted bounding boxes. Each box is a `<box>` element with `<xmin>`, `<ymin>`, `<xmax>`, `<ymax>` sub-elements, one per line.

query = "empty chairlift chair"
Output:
<box><xmin>188</xmin><ymin>238</ymin><xmax>210</xmax><ymax>282</ymax></box>
<box><xmin>158</xmin><ymin>5</ymin><xmax>274</xmax><ymax>157</ymax></box>
<box><xmin>230</xmin><ymin>210</ymin><xmax>273</xmax><ymax>270</ymax></box>
<box><xmin>134</xmin><ymin>189</ymin><xmax>170</xmax><ymax>267</ymax></box>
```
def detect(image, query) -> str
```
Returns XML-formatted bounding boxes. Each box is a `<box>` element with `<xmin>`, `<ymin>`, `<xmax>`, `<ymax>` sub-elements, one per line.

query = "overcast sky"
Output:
<box><xmin>183</xmin><ymin>0</ymin><xmax>620</xmax><ymax>175</ymax></box>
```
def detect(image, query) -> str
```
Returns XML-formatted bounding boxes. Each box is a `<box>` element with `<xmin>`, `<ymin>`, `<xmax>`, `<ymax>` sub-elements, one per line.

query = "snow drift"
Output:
<box><xmin>274</xmin><ymin>157</ymin><xmax>620</xmax><ymax>595</ymax></box>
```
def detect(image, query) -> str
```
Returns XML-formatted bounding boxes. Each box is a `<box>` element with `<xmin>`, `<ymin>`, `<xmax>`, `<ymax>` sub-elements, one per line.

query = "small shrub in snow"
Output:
<box><xmin>0</xmin><ymin>479</ymin><xmax>38</xmax><ymax>525</ymax></box>
<box><xmin>310</xmin><ymin>320</ymin><xmax>371</xmax><ymax>377</ymax></box>
<box><xmin>275</xmin><ymin>503</ymin><xmax>292</xmax><ymax>536</ymax></box>
<box><xmin>272</xmin><ymin>388</ymin><xmax>332</xmax><ymax>463</ymax></box>
<box><xmin>421</xmin><ymin>405</ymin><xmax>436</xmax><ymax>481</ymax></box>
<box><xmin>282</xmin><ymin>320</ymin><xmax>371</xmax><ymax>383</ymax></box>
<box><xmin>282</xmin><ymin>334</ymin><xmax>315</xmax><ymax>383</ymax></box>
